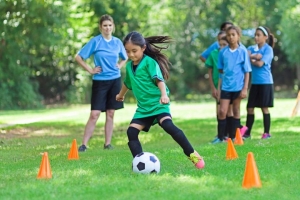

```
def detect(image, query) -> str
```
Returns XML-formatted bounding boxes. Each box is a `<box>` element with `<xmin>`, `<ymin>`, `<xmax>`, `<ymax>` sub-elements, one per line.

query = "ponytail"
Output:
<box><xmin>123</xmin><ymin>31</ymin><xmax>172</xmax><ymax>80</ymax></box>
<box><xmin>144</xmin><ymin>36</ymin><xmax>172</xmax><ymax>80</ymax></box>
<box><xmin>267</xmin><ymin>33</ymin><xmax>275</xmax><ymax>48</ymax></box>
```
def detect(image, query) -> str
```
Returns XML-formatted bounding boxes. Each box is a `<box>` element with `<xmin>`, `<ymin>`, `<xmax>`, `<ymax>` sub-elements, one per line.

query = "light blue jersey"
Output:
<box><xmin>247</xmin><ymin>44</ymin><xmax>273</xmax><ymax>84</ymax></box>
<box><xmin>201</xmin><ymin>41</ymin><xmax>219</xmax><ymax>59</ymax></box>
<box><xmin>77</xmin><ymin>34</ymin><xmax>128</xmax><ymax>80</ymax></box>
<box><xmin>218</xmin><ymin>44</ymin><xmax>252</xmax><ymax>91</ymax></box>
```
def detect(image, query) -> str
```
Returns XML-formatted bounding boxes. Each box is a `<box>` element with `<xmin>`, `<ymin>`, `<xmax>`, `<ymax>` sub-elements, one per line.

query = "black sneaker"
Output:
<box><xmin>78</xmin><ymin>144</ymin><xmax>87</xmax><ymax>152</ymax></box>
<box><xmin>103</xmin><ymin>144</ymin><xmax>114</xmax><ymax>150</ymax></box>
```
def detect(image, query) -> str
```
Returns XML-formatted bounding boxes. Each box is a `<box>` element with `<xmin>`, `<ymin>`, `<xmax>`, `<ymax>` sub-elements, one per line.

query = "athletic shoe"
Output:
<box><xmin>104</xmin><ymin>144</ymin><xmax>114</xmax><ymax>150</ymax></box>
<box><xmin>188</xmin><ymin>151</ymin><xmax>205</xmax><ymax>169</ymax></box>
<box><xmin>242</xmin><ymin>134</ymin><xmax>251</xmax><ymax>140</ymax></box>
<box><xmin>78</xmin><ymin>144</ymin><xmax>87</xmax><ymax>152</ymax></box>
<box><xmin>211</xmin><ymin>137</ymin><xmax>223</xmax><ymax>144</ymax></box>
<box><xmin>240</xmin><ymin>126</ymin><xmax>248</xmax><ymax>136</ymax></box>
<box><xmin>224</xmin><ymin>138</ymin><xmax>235</xmax><ymax>142</ymax></box>
<box><xmin>261</xmin><ymin>133</ymin><xmax>271</xmax><ymax>139</ymax></box>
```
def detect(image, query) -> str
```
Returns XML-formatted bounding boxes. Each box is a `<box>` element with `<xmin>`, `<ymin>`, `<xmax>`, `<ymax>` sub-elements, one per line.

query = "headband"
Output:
<box><xmin>258</xmin><ymin>26</ymin><xmax>268</xmax><ymax>36</ymax></box>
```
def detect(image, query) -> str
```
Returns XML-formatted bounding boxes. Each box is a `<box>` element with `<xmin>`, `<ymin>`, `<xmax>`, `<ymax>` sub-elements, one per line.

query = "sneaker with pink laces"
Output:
<box><xmin>261</xmin><ymin>133</ymin><xmax>271</xmax><ymax>139</ymax></box>
<box><xmin>240</xmin><ymin>126</ymin><xmax>248</xmax><ymax>136</ymax></box>
<box><xmin>188</xmin><ymin>151</ymin><xmax>205</xmax><ymax>169</ymax></box>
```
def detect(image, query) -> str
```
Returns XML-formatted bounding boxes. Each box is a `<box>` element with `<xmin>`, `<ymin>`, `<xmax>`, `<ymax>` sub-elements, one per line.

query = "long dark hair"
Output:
<box><xmin>123</xmin><ymin>31</ymin><xmax>172</xmax><ymax>80</ymax></box>
<box><xmin>257</xmin><ymin>26</ymin><xmax>275</xmax><ymax>48</ymax></box>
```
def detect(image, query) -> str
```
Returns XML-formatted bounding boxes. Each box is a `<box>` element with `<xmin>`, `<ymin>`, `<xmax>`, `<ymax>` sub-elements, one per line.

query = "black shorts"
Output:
<box><xmin>130</xmin><ymin>113</ymin><xmax>171</xmax><ymax>132</ymax></box>
<box><xmin>91</xmin><ymin>77</ymin><xmax>123</xmax><ymax>112</ymax></box>
<box><xmin>220</xmin><ymin>90</ymin><xmax>241</xmax><ymax>103</ymax></box>
<box><xmin>247</xmin><ymin>84</ymin><xmax>274</xmax><ymax>108</ymax></box>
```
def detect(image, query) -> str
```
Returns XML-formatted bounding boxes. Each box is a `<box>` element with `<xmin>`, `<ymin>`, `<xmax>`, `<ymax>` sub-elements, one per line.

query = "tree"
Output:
<box><xmin>279</xmin><ymin>2</ymin><xmax>300</xmax><ymax>91</ymax></box>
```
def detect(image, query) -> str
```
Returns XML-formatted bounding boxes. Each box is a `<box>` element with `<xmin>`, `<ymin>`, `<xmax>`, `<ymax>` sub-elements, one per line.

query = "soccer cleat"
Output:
<box><xmin>240</xmin><ymin>126</ymin><xmax>248</xmax><ymax>136</ymax></box>
<box><xmin>104</xmin><ymin>144</ymin><xmax>114</xmax><ymax>150</ymax></box>
<box><xmin>261</xmin><ymin>133</ymin><xmax>271</xmax><ymax>139</ymax></box>
<box><xmin>189</xmin><ymin>151</ymin><xmax>205</xmax><ymax>169</ymax></box>
<box><xmin>211</xmin><ymin>137</ymin><xmax>224</xmax><ymax>144</ymax></box>
<box><xmin>78</xmin><ymin>144</ymin><xmax>87</xmax><ymax>152</ymax></box>
<box><xmin>224</xmin><ymin>138</ymin><xmax>235</xmax><ymax>142</ymax></box>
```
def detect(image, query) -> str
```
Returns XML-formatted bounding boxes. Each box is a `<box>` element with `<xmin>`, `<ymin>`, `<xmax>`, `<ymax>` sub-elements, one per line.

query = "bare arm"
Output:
<box><xmin>117</xmin><ymin>59</ymin><xmax>128</xmax><ymax>69</ymax></box>
<box><xmin>240</xmin><ymin>72</ymin><xmax>249</xmax><ymax>99</ymax></box>
<box><xmin>217</xmin><ymin>77</ymin><xmax>222</xmax><ymax>102</ymax></box>
<box><xmin>156</xmin><ymin>79</ymin><xmax>169</xmax><ymax>104</ymax></box>
<box><xmin>116</xmin><ymin>84</ymin><xmax>129</xmax><ymax>101</ymax></box>
<box><xmin>75</xmin><ymin>54</ymin><xmax>101</xmax><ymax>74</ymax></box>
<box><xmin>208</xmin><ymin>68</ymin><xmax>217</xmax><ymax>99</ymax></box>
<box><xmin>200</xmin><ymin>55</ymin><xmax>206</xmax><ymax>62</ymax></box>
<box><xmin>250</xmin><ymin>60</ymin><xmax>264</xmax><ymax>67</ymax></box>
<box><xmin>250</xmin><ymin>53</ymin><xmax>264</xmax><ymax>67</ymax></box>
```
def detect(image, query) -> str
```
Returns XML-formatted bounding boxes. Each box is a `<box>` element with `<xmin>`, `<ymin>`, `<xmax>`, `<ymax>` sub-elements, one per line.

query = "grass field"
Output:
<box><xmin>0</xmin><ymin>99</ymin><xmax>300</xmax><ymax>200</ymax></box>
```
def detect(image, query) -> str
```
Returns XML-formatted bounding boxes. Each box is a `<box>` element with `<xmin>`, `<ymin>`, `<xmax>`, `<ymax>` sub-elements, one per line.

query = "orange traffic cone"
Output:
<box><xmin>226</xmin><ymin>138</ymin><xmax>238</xmax><ymax>160</ymax></box>
<box><xmin>37</xmin><ymin>152</ymin><xmax>52</xmax><ymax>179</ymax></box>
<box><xmin>234</xmin><ymin>128</ymin><xmax>244</xmax><ymax>145</ymax></box>
<box><xmin>242</xmin><ymin>152</ymin><xmax>262</xmax><ymax>188</ymax></box>
<box><xmin>68</xmin><ymin>139</ymin><xmax>79</xmax><ymax>160</ymax></box>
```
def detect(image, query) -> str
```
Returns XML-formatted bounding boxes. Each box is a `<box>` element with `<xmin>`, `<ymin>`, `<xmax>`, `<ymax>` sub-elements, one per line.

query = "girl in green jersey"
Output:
<box><xmin>116</xmin><ymin>31</ymin><xmax>205</xmax><ymax>169</ymax></box>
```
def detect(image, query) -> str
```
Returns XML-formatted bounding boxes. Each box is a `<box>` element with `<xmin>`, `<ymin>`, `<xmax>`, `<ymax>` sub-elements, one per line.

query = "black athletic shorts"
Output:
<box><xmin>91</xmin><ymin>77</ymin><xmax>123</xmax><ymax>112</ymax></box>
<box><xmin>247</xmin><ymin>84</ymin><xmax>274</xmax><ymax>108</ymax></box>
<box><xmin>220</xmin><ymin>90</ymin><xmax>241</xmax><ymax>103</ymax></box>
<box><xmin>130</xmin><ymin>113</ymin><xmax>172</xmax><ymax>132</ymax></box>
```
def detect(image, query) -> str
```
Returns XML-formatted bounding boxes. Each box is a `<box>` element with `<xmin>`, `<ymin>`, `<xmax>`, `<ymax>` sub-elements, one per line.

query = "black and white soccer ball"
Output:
<box><xmin>132</xmin><ymin>152</ymin><xmax>160</xmax><ymax>174</ymax></box>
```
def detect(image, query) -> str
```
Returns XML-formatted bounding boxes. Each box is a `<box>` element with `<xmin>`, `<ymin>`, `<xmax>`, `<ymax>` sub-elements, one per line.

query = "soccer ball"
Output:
<box><xmin>132</xmin><ymin>152</ymin><xmax>160</xmax><ymax>174</ymax></box>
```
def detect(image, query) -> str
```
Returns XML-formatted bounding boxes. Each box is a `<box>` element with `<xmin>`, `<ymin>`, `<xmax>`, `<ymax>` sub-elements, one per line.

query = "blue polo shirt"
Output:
<box><xmin>201</xmin><ymin>41</ymin><xmax>219</xmax><ymax>59</ymax></box>
<box><xmin>247</xmin><ymin>44</ymin><xmax>274</xmax><ymax>84</ymax></box>
<box><xmin>77</xmin><ymin>34</ymin><xmax>127</xmax><ymax>80</ymax></box>
<box><xmin>218</xmin><ymin>44</ymin><xmax>252</xmax><ymax>91</ymax></box>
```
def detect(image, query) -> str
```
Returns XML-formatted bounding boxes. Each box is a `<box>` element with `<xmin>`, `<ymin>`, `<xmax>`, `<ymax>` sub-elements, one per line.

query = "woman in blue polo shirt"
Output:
<box><xmin>243</xmin><ymin>26</ymin><xmax>275</xmax><ymax>139</ymax></box>
<box><xmin>75</xmin><ymin>14</ymin><xmax>128</xmax><ymax>151</ymax></box>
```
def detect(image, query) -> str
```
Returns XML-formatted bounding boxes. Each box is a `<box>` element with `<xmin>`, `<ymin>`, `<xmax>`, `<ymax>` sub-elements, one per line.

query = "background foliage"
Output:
<box><xmin>1</xmin><ymin>0</ymin><xmax>299</xmax><ymax>109</ymax></box>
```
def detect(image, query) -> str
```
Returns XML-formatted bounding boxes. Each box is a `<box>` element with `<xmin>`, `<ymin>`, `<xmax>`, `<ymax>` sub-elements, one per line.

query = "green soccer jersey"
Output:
<box><xmin>205</xmin><ymin>49</ymin><xmax>219</xmax><ymax>88</ymax></box>
<box><xmin>124</xmin><ymin>55</ymin><xmax>170</xmax><ymax>120</ymax></box>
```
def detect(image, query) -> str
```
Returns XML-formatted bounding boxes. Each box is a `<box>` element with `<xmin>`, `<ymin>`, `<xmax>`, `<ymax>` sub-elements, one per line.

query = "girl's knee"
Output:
<box><xmin>127</xmin><ymin>126</ymin><xmax>140</xmax><ymax>141</ymax></box>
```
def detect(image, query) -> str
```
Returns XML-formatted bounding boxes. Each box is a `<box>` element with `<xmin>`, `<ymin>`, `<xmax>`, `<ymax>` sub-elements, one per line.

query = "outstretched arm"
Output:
<box><xmin>116</xmin><ymin>84</ymin><xmax>129</xmax><ymax>101</ymax></box>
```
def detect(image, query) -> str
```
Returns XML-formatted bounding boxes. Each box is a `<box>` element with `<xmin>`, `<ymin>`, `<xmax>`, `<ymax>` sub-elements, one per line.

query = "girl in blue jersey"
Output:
<box><xmin>215</xmin><ymin>25</ymin><xmax>252</xmax><ymax>143</ymax></box>
<box><xmin>242</xmin><ymin>26</ymin><xmax>275</xmax><ymax>139</ymax></box>
<box><xmin>116</xmin><ymin>31</ymin><xmax>205</xmax><ymax>169</ymax></box>
<box><xmin>75</xmin><ymin>15</ymin><xmax>128</xmax><ymax>151</ymax></box>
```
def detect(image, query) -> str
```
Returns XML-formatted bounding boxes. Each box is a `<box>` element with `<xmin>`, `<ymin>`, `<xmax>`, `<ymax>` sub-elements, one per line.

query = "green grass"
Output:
<box><xmin>0</xmin><ymin>99</ymin><xmax>300</xmax><ymax>200</ymax></box>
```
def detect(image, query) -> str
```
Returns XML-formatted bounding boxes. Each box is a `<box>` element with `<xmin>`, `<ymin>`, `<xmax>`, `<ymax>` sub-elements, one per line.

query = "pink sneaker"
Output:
<box><xmin>189</xmin><ymin>151</ymin><xmax>205</xmax><ymax>169</ymax></box>
<box><xmin>240</xmin><ymin>126</ymin><xmax>248</xmax><ymax>136</ymax></box>
<box><xmin>261</xmin><ymin>133</ymin><xmax>271</xmax><ymax>139</ymax></box>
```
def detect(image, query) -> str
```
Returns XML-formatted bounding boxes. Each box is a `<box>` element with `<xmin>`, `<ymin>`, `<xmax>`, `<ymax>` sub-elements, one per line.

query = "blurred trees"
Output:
<box><xmin>0</xmin><ymin>0</ymin><xmax>299</xmax><ymax>109</ymax></box>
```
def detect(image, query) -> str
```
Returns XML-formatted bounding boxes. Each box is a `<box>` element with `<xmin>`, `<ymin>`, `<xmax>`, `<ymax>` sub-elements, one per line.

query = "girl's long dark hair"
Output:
<box><xmin>123</xmin><ymin>31</ymin><xmax>172</xmax><ymax>80</ymax></box>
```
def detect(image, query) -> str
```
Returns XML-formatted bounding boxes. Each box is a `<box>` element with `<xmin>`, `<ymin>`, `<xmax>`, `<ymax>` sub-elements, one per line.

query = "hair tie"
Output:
<box><xmin>258</xmin><ymin>26</ymin><xmax>268</xmax><ymax>36</ymax></box>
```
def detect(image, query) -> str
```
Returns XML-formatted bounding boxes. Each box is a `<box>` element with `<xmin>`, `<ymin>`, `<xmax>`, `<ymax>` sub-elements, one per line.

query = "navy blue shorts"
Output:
<box><xmin>91</xmin><ymin>77</ymin><xmax>123</xmax><ymax>112</ymax></box>
<box><xmin>130</xmin><ymin>113</ymin><xmax>171</xmax><ymax>132</ymax></box>
<box><xmin>247</xmin><ymin>84</ymin><xmax>274</xmax><ymax>108</ymax></box>
<box><xmin>220</xmin><ymin>90</ymin><xmax>241</xmax><ymax>103</ymax></box>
